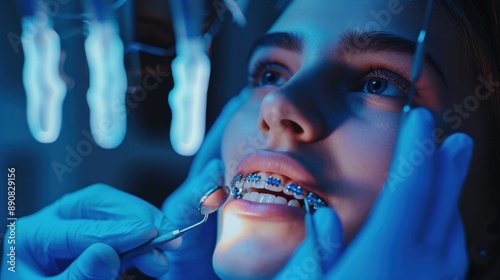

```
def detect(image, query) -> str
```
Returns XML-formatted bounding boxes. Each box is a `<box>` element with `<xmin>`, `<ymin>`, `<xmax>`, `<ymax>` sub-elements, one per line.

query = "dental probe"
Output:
<box><xmin>120</xmin><ymin>215</ymin><xmax>208</xmax><ymax>262</ymax></box>
<box><xmin>120</xmin><ymin>185</ymin><xmax>229</xmax><ymax>262</ymax></box>
<box><xmin>303</xmin><ymin>197</ymin><xmax>323</xmax><ymax>274</ymax></box>
<box><xmin>403</xmin><ymin>0</ymin><xmax>433</xmax><ymax>112</ymax></box>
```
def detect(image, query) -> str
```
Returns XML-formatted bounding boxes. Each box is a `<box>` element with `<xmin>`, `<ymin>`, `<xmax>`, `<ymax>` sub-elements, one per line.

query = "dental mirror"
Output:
<box><xmin>199</xmin><ymin>184</ymin><xmax>230</xmax><ymax>215</ymax></box>
<box><xmin>120</xmin><ymin>185</ymin><xmax>231</xmax><ymax>261</ymax></box>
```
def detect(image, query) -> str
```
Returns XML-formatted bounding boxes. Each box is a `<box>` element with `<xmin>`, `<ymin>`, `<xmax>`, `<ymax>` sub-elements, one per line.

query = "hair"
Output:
<box><xmin>435</xmin><ymin>1</ymin><xmax>500</xmax><ymax>278</ymax></box>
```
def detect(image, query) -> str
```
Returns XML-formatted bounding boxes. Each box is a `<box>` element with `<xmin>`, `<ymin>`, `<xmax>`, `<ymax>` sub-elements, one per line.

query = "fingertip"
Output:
<box><xmin>133</xmin><ymin>249</ymin><xmax>170</xmax><ymax>277</ymax></box>
<box><xmin>440</xmin><ymin>133</ymin><xmax>474</xmax><ymax>175</ymax></box>
<box><xmin>396</xmin><ymin>107</ymin><xmax>435</xmax><ymax>158</ymax></box>
<box><xmin>314</xmin><ymin>207</ymin><xmax>341</xmax><ymax>233</ymax></box>
<box><xmin>406</xmin><ymin>107</ymin><xmax>434</xmax><ymax>122</ymax></box>
<box><xmin>92</xmin><ymin>243</ymin><xmax>120</xmax><ymax>271</ymax></box>
<box><xmin>405</xmin><ymin>107</ymin><xmax>434</xmax><ymax>126</ymax></box>
<box><xmin>445</xmin><ymin>132</ymin><xmax>473</xmax><ymax>147</ymax></box>
<box><xmin>87</xmin><ymin>183</ymin><xmax>114</xmax><ymax>193</ymax></box>
<box><xmin>67</xmin><ymin>243</ymin><xmax>120</xmax><ymax>280</ymax></box>
<box><xmin>441</xmin><ymin>133</ymin><xmax>474</xmax><ymax>153</ymax></box>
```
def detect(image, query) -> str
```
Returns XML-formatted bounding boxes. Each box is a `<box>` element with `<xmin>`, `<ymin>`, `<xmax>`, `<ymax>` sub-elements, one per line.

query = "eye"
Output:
<box><xmin>248</xmin><ymin>61</ymin><xmax>290</xmax><ymax>87</ymax></box>
<box><xmin>366</xmin><ymin>78</ymin><xmax>388</xmax><ymax>94</ymax></box>
<box><xmin>356</xmin><ymin>69</ymin><xmax>410</xmax><ymax>98</ymax></box>
<box><xmin>260</xmin><ymin>70</ymin><xmax>286</xmax><ymax>86</ymax></box>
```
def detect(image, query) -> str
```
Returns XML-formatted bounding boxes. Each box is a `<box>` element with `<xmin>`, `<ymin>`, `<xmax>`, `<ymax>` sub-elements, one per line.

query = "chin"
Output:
<box><xmin>213</xmin><ymin>199</ymin><xmax>306</xmax><ymax>280</ymax></box>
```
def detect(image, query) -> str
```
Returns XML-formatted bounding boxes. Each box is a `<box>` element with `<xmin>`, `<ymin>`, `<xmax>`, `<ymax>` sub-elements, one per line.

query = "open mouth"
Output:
<box><xmin>230</xmin><ymin>172</ymin><xmax>327</xmax><ymax>210</ymax></box>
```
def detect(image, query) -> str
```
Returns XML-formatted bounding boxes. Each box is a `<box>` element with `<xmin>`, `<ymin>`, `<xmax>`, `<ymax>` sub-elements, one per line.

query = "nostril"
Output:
<box><xmin>282</xmin><ymin>119</ymin><xmax>304</xmax><ymax>134</ymax></box>
<box><xmin>260</xmin><ymin>119</ymin><xmax>271</xmax><ymax>132</ymax></box>
<box><xmin>292</xmin><ymin>123</ymin><xmax>304</xmax><ymax>134</ymax></box>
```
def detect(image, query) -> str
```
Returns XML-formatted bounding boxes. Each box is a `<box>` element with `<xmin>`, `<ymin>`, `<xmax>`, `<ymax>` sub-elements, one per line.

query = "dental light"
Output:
<box><xmin>85</xmin><ymin>20</ymin><xmax>127</xmax><ymax>149</ymax></box>
<box><xmin>168</xmin><ymin>0</ymin><xmax>211</xmax><ymax>156</ymax></box>
<box><xmin>20</xmin><ymin>0</ymin><xmax>127</xmax><ymax>149</ymax></box>
<box><xmin>167</xmin><ymin>39</ymin><xmax>210</xmax><ymax>156</ymax></box>
<box><xmin>167</xmin><ymin>0</ymin><xmax>248</xmax><ymax>156</ymax></box>
<box><xmin>22</xmin><ymin>12</ymin><xmax>66</xmax><ymax>143</ymax></box>
<box><xmin>21</xmin><ymin>0</ymin><xmax>249</xmax><ymax>154</ymax></box>
<box><xmin>84</xmin><ymin>0</ymin><xmax>128</xmax><ymax>149</ymax></box>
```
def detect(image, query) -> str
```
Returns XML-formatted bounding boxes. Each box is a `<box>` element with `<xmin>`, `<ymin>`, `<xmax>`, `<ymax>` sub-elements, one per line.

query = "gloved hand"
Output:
<box><xmin>274</xmin><ymin>207</ymin><xmax>344</xmax><ymax>280</ymax></box>
<box><xmin>1</xmin><ymin>183</ymin><xmax>177</xmax><ymax>280</ymax></box>
<box><xmin>159</xmin><ymin>90</ymin><xmax>250</xmax><ymax>280</ymax></box>
<box><xmin>0</xmin><ymin>91</ymin><xmax>248</xmax><ymax>280</ymax></box>
<box><xmin>277</xmin><ymin>108</ymin><xmax>473</xmax><ymax>280</ymax></box>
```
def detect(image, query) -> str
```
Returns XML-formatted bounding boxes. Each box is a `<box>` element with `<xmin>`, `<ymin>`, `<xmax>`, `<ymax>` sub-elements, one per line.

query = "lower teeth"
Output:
<box><xmin>241</xmin><ymin>191</ymin><xmax>302</xmax><ymax>207</ymax></box>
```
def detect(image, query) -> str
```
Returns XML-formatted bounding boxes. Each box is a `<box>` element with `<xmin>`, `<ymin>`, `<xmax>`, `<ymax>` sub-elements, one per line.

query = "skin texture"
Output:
<box><xmin>214</xmin><ymin>0</ymin><xmax>489</xmax><ymax>279</ymax></box>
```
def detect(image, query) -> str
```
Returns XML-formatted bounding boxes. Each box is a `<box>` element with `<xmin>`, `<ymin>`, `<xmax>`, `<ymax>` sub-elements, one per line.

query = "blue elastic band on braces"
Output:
<box><xmin>266</xmin><ymin>177</ymin><xmax>281</xmax><ymax>187</ymax></box>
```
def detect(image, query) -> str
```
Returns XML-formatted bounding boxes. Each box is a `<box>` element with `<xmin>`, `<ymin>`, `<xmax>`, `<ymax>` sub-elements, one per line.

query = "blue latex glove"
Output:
<box><xmin>277</xmin><ymin>108</ymin><xmax>473</xmax><ymax>279</ymax></box>
<box><xmin>1</xmin><ymin>183</ymin><xmax>177</xmax><ymax>279</ymax></box>
<box><xmin>159</xmin><ymin>91</ymin><xmax>250</xmax><ymax>280</ymax></box>
<box><xmin>275</xmin><ymin>207</ymin><xmax>344</xmax><ymax>280</ymax></box>
<box><xmin>0</xmin><ymin>92</ymin><xmax>248</xmax><ymax>280</ymax></box>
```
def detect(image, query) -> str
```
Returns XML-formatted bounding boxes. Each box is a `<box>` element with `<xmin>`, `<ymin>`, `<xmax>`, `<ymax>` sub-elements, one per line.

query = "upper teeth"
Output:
<box><xmin>230</xmin><ymin>173</ymin><xmax>327</xmax><ymax>209</ymax></box>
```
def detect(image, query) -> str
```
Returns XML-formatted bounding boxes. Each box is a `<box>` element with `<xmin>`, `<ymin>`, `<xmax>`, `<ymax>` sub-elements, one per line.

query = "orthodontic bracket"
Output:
<box><xmin>230</xmin><ymin>174</ymin><xmax>243</xmax><ymax>199</ymax></box>
<box><xmin>230</xmin><ymin>173</ymin><xmax>327</xmax><ymax>210</ymax></box>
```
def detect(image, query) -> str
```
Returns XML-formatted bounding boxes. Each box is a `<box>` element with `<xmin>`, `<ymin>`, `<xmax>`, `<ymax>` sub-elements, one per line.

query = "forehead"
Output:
<box><xmin>270</xmin><ymin>0</ymin><xmax>437</xmax><ymax>52</ymax></box>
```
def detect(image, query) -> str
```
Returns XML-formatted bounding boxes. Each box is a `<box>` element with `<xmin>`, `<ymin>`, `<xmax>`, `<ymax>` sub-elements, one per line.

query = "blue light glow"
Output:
<box><xmin>168</xmin><ymin>38</ymin><xmax>210</xmax><ymax>156</ymax></box>
<box><xmin>22</xmin><ymin>17</ymin><xmax>66</xmax><ymax>143</ymax></box>
<box><xmin>85</xmin><ymin>21</ymin><xmax>127</xmax><ymax>149</ymax></box>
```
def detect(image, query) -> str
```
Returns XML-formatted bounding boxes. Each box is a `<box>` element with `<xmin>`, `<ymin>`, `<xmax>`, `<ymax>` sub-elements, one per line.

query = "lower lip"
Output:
<box><xmin>224</xmin><ymin>199</ymin><xmax>305</xmax><ymax>221</ymax></box>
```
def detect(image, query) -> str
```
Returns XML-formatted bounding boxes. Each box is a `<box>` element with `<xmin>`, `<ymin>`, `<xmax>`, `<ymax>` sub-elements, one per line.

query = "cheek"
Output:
<box><xmin>340</xmin><ymin>97</ymin><xmax>401</xmax><ymax>186</ymax></box>
<box><xmin>342</xmin><ymin>118</ymin><xmax>397</xmax><ymax>184</ymax></box>
<box><xmin>325</xmin><ymin>113</ymin><xmax>400</xmax><ymax>242</ymax></box>
<box><xmin>221</xmin><ymin>100</ymin><xmax>263</xmax><ymax>180</ymax></box>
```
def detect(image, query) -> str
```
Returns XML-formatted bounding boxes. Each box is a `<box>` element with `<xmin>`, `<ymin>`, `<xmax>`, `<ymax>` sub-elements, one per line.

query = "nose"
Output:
<box><xmin>259</xmin><ymin>85</ymin><xmax>325</xmax><ymax>144</ymax></box>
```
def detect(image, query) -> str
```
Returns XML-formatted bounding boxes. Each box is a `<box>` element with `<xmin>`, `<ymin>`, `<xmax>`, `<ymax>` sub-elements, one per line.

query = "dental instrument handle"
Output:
<box><xmin>303</xmin><ymin>199</ymin><xmax>323</xmax><ymax>274</ymax></box>
<box><xmin>119</xmin><ymin>214</ymin><xmax>208</xmax><ymax>262</ymax></box>
<box><xmin>403</xmin><ymin>0</ymin><xmax>433</xmax><ymax>113</ymax></box>
<box><xmin>304</xmin><ymin>200</ymin><xmax>318</xmax><ymax>242</ymax></box>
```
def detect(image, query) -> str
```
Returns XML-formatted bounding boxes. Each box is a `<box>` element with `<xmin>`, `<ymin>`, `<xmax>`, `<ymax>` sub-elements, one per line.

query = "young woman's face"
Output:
<box><xmin>214</xmin><ymin>0</ymin><xmax>478</xmax><ymax>278</ymax></box>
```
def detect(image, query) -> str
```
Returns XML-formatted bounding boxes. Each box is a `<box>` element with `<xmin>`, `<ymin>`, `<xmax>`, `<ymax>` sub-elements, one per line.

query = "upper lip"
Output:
<box><xmin>234</xmin><ymin>150</ymin><xmax>326</xmax><ymax>200</ymax></box>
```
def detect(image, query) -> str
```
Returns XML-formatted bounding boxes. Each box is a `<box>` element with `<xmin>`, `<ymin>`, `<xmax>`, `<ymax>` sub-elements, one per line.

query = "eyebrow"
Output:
<box><xmin>338</xmin><ymin>30</ymin><xmax>447</xmax><ymax>84</ymax></box>
<box><xmin>248</xmin><ymin>30</ymin><xmax>447</xmax><ymax>85</ymax></box>
<box><xmin>247</xmin><ymin>32</ymin><xmax>302</xmax><ymax>61</ymax></box>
